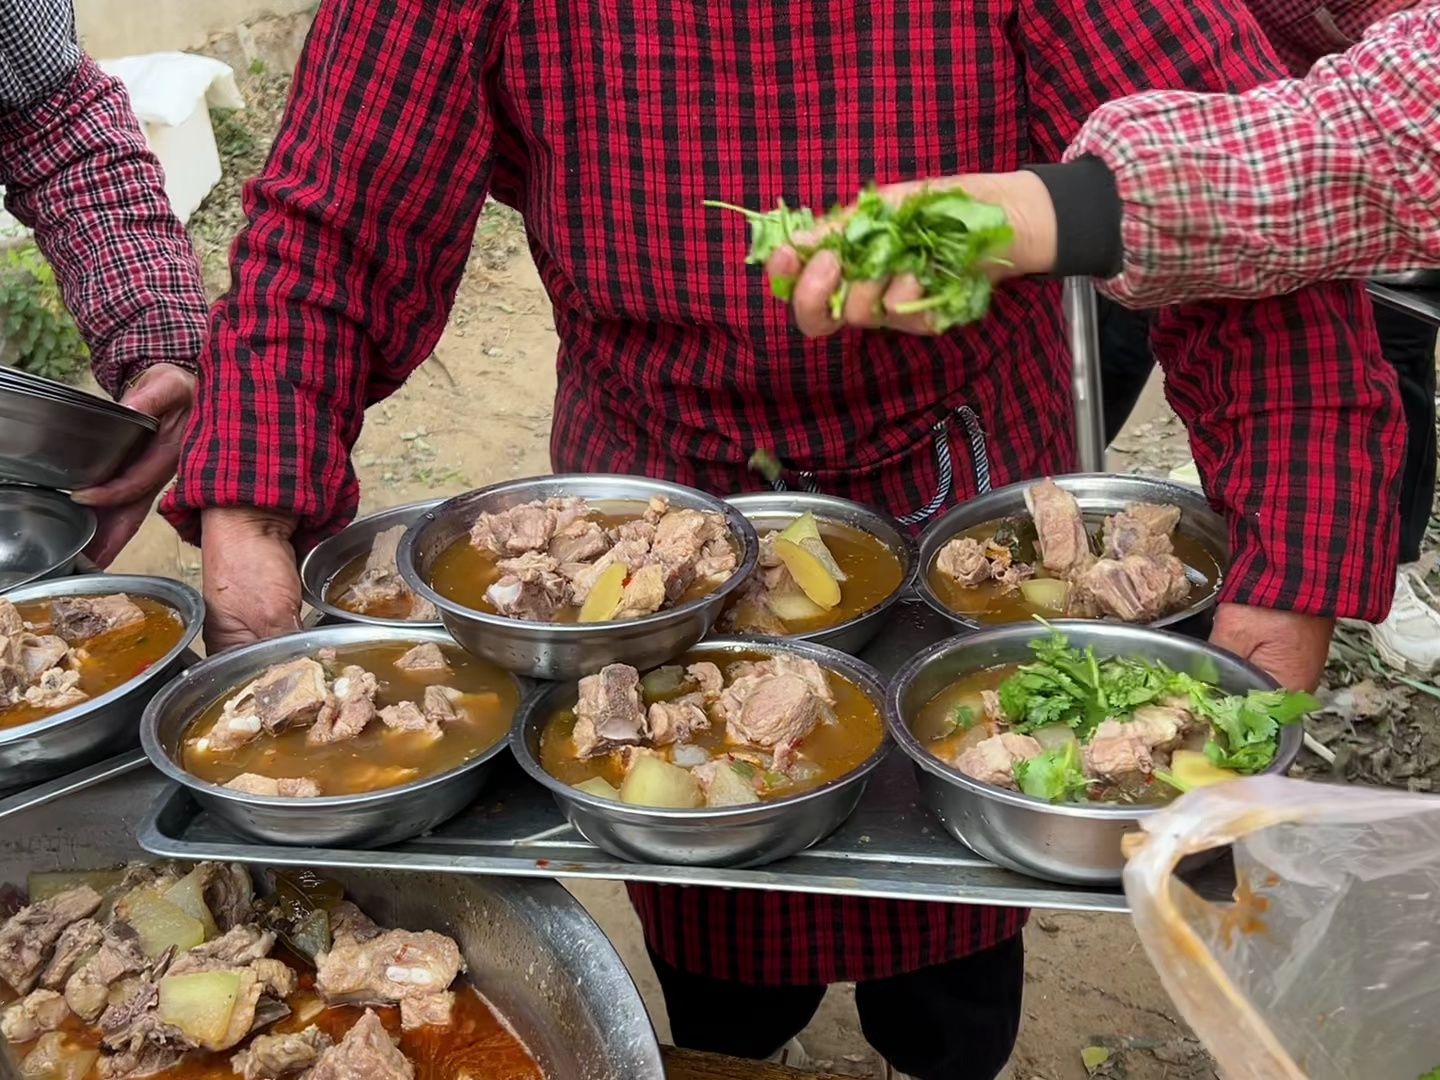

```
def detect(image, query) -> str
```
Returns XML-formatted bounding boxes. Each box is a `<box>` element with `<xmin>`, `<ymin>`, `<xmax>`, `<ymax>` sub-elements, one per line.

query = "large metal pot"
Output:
<box><xmin>0</xmin><ymin>574</ymin><xmax>203</xmax><ymax>792</ymax></box>
<box><xmin>399</xmin><ymin>474</ymin><xmax>760</xmax><ymax>680</ymax></box>
<box><xmin>140</xmin><ymin>625</ymin><xmax>522</xmax><ymax>848</ymax></box>
<box><xmin>916</xmin><ymin>473</ymin><xmax>1228</xmax><ymax>638</ymax></box>
<box><xmin>725</xmin><ymin>491</ymin><xmax>918</xmax><ymax>656</ymax></box>
<box><xmin>0</xmin><ymin>766</ymin><xmax>665</xmax><ymax>1080</ymax></box>
<box><xmin>886</xmin><ymin>621</ymin><xmax>1302</xmax><ymax>885</ymax></box>
<box><xmin>299</xmin><ymin>498</ymin><xmax>445</xmax><ymax>628</ymax></box>
<box><xmin>511</xmin><ymin>637</ymin><xmax>890</xmax><ymax>867</ymax></box>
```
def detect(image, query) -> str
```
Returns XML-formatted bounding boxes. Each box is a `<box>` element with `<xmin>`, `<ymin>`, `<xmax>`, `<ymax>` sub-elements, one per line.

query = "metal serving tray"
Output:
<box><xmin>136</xmin><ymin>598</ymin><xmax>1237</xmax><ymax>912</ymax></box>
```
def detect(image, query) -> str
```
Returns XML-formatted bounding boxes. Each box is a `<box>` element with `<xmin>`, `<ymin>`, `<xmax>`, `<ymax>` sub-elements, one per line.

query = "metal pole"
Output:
<box><xmin>1064</xmin><ymin>277</ymin><xmax>1107</xmax><ymax>473</ymax></box>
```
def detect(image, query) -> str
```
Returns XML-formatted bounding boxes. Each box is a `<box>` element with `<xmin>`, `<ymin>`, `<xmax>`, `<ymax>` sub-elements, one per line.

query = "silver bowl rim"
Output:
<box><xmin>0</xmin><ymin>574</ymin><xmax>204</xmax><ymax>746</ymax></box>
<box><xmin>0</xmin><ymin>379</ymin><xmax>160</xmax><ymax>431</ymax></box>
<box><xmin>0</xmin><ymin>484</ymin><xmax>97</xmax><ymax>592</ymax></box>
<box><xmin>885</xmin><ymin>619</ymin><xmax>1298</xmax><ymax>820</ymax></box>
<box><xmin>397</xmin><ymin>473</ymin><xmax>761</xmax><ymax>634</ymax></box>
<box><xmin>299</xmin><ymin>498</ymin><xmax>447</xmax><ymax>629</ymax></box>
<box><xmin>140</xmin><ymin>624</ymin><xmax>522</xmax><ymax>810</ymax></box>
<box><xmin>915</xmin><ymin>472</ymin><xmax>1227</xmax><ymax>631</ymax></box>
<box><xmin>723</xmin><ymin>491</ymin><xmax>920</xmax><ymax>641</ymax></box>
<box><xmin>510</xmin><ymin>635</ymin><xmax>892</xmax><ymax>821</ymax></box>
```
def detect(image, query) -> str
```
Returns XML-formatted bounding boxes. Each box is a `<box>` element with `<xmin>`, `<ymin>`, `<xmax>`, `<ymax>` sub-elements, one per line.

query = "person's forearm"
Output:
<box><xmin>1050</xmin><ymin>6</ymin><xmax>1440</xmax><ymax>307</ymax></box>
<box><xmin>0</xmin><ymin>58</ymin><xmax>206</xmax><ymax>397</ymax></box>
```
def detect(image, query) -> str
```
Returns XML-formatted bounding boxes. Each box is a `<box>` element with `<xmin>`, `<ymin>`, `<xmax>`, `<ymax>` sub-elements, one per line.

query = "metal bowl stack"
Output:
<box><xmin>511</xmin><ymin>637</ymin><xmax>891</xmax><ymax>867</ymax></box>
<box><xmin>0</xmin><ymin>574</ymin><xmax>203</xmax><ymax>791</ymax></box>
<box><xmin>140</xmin><ymin>624</ymin><xmax>523</xmax><ymax>848</ymax></box>
<box><xmin>300</xmin><ymin>498</ymin><xmax>444</xmax><ymax>628</ymax></box>
<box><xmin>399</xmin><ymin>474</ymin><xmax>760</xmax><ymax>680</ymax></box>
<box><xmin>725</xmin><ymin>491</ymin><xmax>918</xmax><ymax>655</ymax></box>
<box><xmin>885</xmin><ymin>621</ymin><xmax>1303</xmax><ymax>885</ymax></box>
<box><xmin>0</xmin><ymin>367</ymin><xmax>157</xmax><ymax>491</ymax></box>
<box><xmin>917</xmin><ymin>473</ymin><xmax>1229</xmax><ymax>636</ymax></box>
<box><xmin>0</xmin><ymin>484</ymin><xmax>95</xmax><ymax>592</ymax></box>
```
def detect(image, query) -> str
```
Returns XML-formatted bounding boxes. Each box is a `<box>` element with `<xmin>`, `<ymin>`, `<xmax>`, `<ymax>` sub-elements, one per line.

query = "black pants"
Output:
<box><xmin>649</xmin><ymin>933</ymin><xmax>1024</xmax><ymax>1080</ymax></box>
<box><xmin>1098</xmin><ymin>296</ymin><xmax>1438</xmax><ymax>563</ymax></box>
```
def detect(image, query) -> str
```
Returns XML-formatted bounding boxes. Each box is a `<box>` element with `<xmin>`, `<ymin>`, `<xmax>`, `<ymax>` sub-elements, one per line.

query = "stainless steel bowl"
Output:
<box><xmin>917</xmin><ymin>473</ymin><xmax>1229</xmax><ymax>635</ymax></box>
<box><xmin>0</xmin><ymin>377</ymin><xmax>157</xmax><ymax>490</ymax></box>
<box><xmin>886</xmin><ymin>620</ymin><xmax>1303</xmax><ymax>885</ymax></box>
<box><xmin>300</xmin><ymin>498</ymin><xmax>444</xmax><ymax>627</ymax></box>
<box><xmin>724</xmin><ymin>492</ymin><xmax>918</xmax><ymax>655</ymax></box>
<box><xmin>0</xmin><ymin>574</ymin><xmax>203</xmax><ymax>790</ymax></box>
<box><xmin>0</xmin><ymin>778</ymin><xmax>664</xmax><ymax>1080</ymax></box>
<box><xmin>511</xmin><ymin>637</ymin><xmax>890</xmax><ymax>867</ymax></box>
<box><xmin>1372</xmin><ymin>270</ymin><xmax>1440</xmax><ymax>287</ymax></box>
<box><xmin>0</xmin><ymin>485</ymin><xmax>96</xmax><ymax>592</ymax></box>
<box><xmin>399</xmin><ymin>474</ymin><xmax>760</xmax><ymax>680</ymax></box>
<box><xmin>140</xmin><ymin>624</ymin><xmax>523</xmax><ymax>848</ymax></box>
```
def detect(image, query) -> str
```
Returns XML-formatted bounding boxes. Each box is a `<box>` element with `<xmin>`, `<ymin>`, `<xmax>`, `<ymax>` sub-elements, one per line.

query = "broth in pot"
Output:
<box><xmin>0</xmin><ymin>594</ymin><xmax>184</xmax><ymax>731</ymax></box>
<box><xmin>540</xmin><ymin>648</ymin><xmax>884</xmax><ymax>808</ymax></box>
<box><xmin>181</xmin><ymin>642</ymin><xmax>518</xmax><ymax>798</ymax></box>
<box><xmin>721</xmin><ymin>513</ymin><xmax>904</xmax><ymax>635</ymax></box>
<box><xmin>428</xmin><ymin>496</ymin><xmax>739</xmax><ymax>623</ymax></box>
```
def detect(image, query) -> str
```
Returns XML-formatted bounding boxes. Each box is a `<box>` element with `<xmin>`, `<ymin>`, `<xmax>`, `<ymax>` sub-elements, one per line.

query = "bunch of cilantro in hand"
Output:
<box><xmin>706</xmin><ymin>186</ymin><xmax>1013</xmax><ymax>331</ymax></box>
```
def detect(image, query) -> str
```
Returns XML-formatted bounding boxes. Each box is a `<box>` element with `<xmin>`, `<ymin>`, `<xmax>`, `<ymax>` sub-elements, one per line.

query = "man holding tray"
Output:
<box><xmin>165</xmin><ymin>0</ymin><xmax>1401</xmax><ymax>1074</ymax></box>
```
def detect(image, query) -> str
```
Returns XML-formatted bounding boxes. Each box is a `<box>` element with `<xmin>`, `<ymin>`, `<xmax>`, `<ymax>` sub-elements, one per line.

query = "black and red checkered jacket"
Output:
<box><xmin>165</xmin><ymin>0</ymin><xmax>1402</xmax><ymax>984</ymax></box>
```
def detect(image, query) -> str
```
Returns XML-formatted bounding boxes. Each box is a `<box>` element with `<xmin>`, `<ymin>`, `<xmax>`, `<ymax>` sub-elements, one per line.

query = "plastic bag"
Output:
<box><xmin>1124</xmin><ymin>775</ymin><xmax>1440</xmax><ymax>1080</ymax></box>
<box><xmin>97</xmin><ymin>53</ymin><xmax>244</xmax><ymax>128</ymax></box>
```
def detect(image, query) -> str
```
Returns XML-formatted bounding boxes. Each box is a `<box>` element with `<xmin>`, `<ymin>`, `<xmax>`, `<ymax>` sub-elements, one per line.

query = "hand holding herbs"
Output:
<box><xmin>930</xmin><ymin>630</ymin><xmax>1318</xmax><ymax>806</ymax></box>
<box><xmin>706</xmin><ymin>184</ymin><xmax>1014</xmax><ymax>334</ymax></box>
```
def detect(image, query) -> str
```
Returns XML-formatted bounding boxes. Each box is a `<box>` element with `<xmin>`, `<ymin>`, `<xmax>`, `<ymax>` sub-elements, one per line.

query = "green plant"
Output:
<box><xmin>0</xmin><ymin>245</ymin><xmax>88</xmax><ymax>382</ymax></box>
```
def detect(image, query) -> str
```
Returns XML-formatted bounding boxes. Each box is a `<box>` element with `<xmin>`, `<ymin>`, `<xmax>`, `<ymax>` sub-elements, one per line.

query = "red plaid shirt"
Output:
<box><xmin>167</xmin><ymin>0</ymin><xmax>1402</xmax><ymax>984</ymax></box>
<box><xmin>1073</xmin><ymin>4</ymin><xmax>1440</xmax><ymax>307</ymax></box>
<box><xmin>1246</xmin><ymin>0</ymin><xmax>1415</xmax><ymax>73</ymax></box>
<box><xmin>0</xmin><ymin>58</ymin><xmax>206</xmax><ymax>397</ymax></box>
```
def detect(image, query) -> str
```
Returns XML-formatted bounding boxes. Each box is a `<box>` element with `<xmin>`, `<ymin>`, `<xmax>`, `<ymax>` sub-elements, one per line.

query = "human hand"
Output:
<box><xmin>200</xmin><ymin>507</ymin><xmax>304</xmax><ymax>652</ymax></box>
<box><xmin>767</xmin><ymin>171</ymin><xmax>1058</xmax><ymax>338</ymax></box>
<box><xmin>1209</xmin><ymin>603</ymin><xmax>1335</xmax><ymax>692</ymax></box>
<box><xmin>70</xmin><ymin>362</ymin><xmax>197</xmax><ymax>566</ymax></box>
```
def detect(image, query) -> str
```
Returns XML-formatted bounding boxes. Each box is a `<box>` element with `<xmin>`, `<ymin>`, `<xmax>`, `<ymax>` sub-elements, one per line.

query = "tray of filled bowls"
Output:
<box><xmin>130</xmin><ymin>471</ymin><xmax>1296</xmax><ymax>910</ymax></box>
<box><xmin>0</xmin><ymin>763</ymin><xmax>665</xmax><ymax>1080</ymax></box>
<box><xmin>0</xmin><ymin>575</ymin><xmax>203</xmax><ymax>796</ymax></box>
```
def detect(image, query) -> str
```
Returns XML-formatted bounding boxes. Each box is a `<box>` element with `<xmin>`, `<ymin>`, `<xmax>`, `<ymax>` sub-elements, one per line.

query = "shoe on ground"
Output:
<box><xmin>883</xmin><ymin>1063</ymin><xmax>1014</xmax><ymax>1080</ymax></box>
<box><xmin>766</xmin><ymin>1037</ymin><xmax>810</xmax><ymax>1068</ymax></box>
<box><xmin>1351</xmin><ymin>569</ymin><xmax>1440</xmax><ymax>677</ymax></box>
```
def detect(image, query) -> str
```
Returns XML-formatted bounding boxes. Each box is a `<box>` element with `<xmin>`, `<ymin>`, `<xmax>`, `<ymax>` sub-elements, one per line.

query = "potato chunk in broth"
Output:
<box><xmin>722</xmin><ymin>515</ymin><xmax>905</xmax><ymax>635</ymax></box>
<box><xmin>181</xmin><ymin>643</ymin><xmax>517</xmax><ymax>797</ymax></box>
<box><xmin>428</xmin><ymin>497</ymin><xmax>738</xmax><ymax>623</ymax></box>
<box><xmin>540</xmin><ymin>649</ymin><xmax>884</xmax><ymax>806</ymax></box>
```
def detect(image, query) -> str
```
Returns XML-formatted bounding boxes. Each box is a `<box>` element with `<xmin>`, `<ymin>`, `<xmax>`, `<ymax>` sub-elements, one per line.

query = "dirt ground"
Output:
<box><xmin>93</xmin><ymin>35</ymin><xmax>1437</xmax><ymax>1080</ymax></box>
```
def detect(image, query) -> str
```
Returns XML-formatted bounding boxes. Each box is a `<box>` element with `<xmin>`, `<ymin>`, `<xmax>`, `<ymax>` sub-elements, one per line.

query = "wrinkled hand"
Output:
<box><xmin>200</xmin><ymin>507</ymin><xmax>304</xmax><ymax>652</ymax></box>
<box><xmin>1209</xmin><ymin>603</ymin><xmax>1334</xmax><ymax>692</ymax></box>
<box><xmin>70</xmin><ymin>362</ymin><xmax>197</xmax><ymax>566</ymax></box>
<box><xmin>767</xmin><ymin>171</ymin><xmax>1058</xmax><ymax>338</ymax></box>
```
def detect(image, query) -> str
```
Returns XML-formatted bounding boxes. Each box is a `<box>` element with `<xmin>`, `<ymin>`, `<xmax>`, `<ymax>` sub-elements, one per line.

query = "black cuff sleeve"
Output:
<box><xmin>1023</xmin><ymin>156</ymin><xmax>1123</xmax><ymax>279</ymax></box>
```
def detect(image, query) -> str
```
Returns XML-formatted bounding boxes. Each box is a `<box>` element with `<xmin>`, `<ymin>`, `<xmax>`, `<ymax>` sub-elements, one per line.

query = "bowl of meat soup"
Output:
<box><xmin>0</xmin><ymin>485</ymin><xmax>95</xmax><ymax>593</ymax></box>
<box><xmin>719</xmin><ymin>492</ymin><xmax>917</xmax><ymax>654</ymax></box>
<box><xmin>886</xmin><ymin>621</ymin><xmax>1307</xmax><ymax>884</ymax></box>
<box><xmin>398</xmin><ymin>474</ymin><xmax>760</xmax><ymax>680</ymax></box>
<box><xmin>511</xmin><ymin>637</ymin><xmax>889</xmax><ymax>867</ymax></box>
<box><xmin>140</xmin><ymin>625</ymin><xmax>522</xmax><ymax>848</ymax></box>
<box><xmin>0</xmin><ymin>860</ymin><xmax>664</xmax><ymax>1080</ymax></box>
<box><xmin>917</xmin><ymin>474</ymin><xmax>1228</xmax><ymax>636</ymax></box>
<box><xmin>299</xmin><ymin>499</ymin><xmax>445</xmax><ymax>627</ymax></box>
<box><xmin>0</xmin><ymin>574</ymin><xmax>202</xmax><ymax>790</ymax></box>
